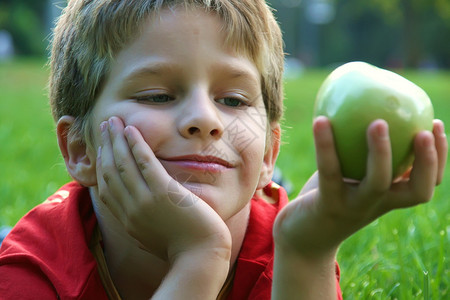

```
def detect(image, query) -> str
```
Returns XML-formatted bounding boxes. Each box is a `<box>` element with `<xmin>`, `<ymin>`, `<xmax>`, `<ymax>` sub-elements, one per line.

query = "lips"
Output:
<box><xmin>159</xmin><ymin>155</ymin><xmax>234</xmax><ymax>172</ymax></box>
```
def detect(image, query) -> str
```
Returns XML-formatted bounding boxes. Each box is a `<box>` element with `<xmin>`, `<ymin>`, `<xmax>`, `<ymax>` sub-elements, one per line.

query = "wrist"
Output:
<box><xmin>274</xmin><ymin>237</ymin><xmax>338</xmax><ymax>269</ymax></box>
<box><xmin>273</xmin><ymin>221</ymin><xmax>340</xmax><ymax>260</ymax></box>
<box><xmin>273</xmin><ymin>205</ymin><xmax>342</xmax><ymax>259</ymax></box>
<box><xmin>153</xmin><ymin>248</ymin><xmax>231</xmax><ymax>300</ymax></box>
<box><xmin>170</xmin><ymin>232</ymin><xmax>232</xmax><ymax>260</ymax></box>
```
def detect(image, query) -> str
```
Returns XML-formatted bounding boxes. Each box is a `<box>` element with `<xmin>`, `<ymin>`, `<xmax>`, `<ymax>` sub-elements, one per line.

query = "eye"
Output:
<box><xmin>217</xmin><ymin>97</ymin><xmax>248</xmax><ymax>107</ymax></box>
<box><xmin>134</xmin><ymin>94</ymin><xmax>174</xmax><ymax>104</ymax></box>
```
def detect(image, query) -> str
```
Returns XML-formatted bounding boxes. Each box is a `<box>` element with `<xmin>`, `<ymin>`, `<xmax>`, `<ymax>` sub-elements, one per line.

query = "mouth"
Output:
<box><xmin>159</xmin><ymin>154</ymin><xmax>234</xmax><ymax>172</ymax></box>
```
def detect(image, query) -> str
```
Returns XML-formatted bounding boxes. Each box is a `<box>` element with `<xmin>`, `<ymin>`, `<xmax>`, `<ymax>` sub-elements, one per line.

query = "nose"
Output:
<box><xmin>178</xmin><ymin>89</ymin><xmax>224</xmax><ymax>140</ymax></box>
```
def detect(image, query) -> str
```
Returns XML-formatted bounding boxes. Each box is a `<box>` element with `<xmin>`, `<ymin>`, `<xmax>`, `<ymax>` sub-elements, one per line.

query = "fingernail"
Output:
<box><xmin>422</xmin><ymin>132</ymin><xmax>433</xmax><ymax>148</ymax></box>
<box><xmin>100</xmin><ymin>121</ymin><xmax>107</xmax><ymax>133</ymax></box>
<box><xmin>108</xmin><ymin>117</ymin><xmax>114</xmax><ymax>130</ymax></box>
<box><xmin>97</xmin><ymin>146</ymin><xmax>101</xmax><ymax>159</ymax></box>
<box><xmin>436</xmin><ymin>121</ymin><xmax>446</xmax><ymax>137</ymax></box>
<box><xmin>376</xmin><ymin>122</ymin><xmax>388</xmax><ymax>138</ymax></box>
<box><xmin>313</xmin><ymin>116</ymin><xmax>329</xmax><ymax>134</ymax></box>
<box><xmin>124</xmin><ymin>126</ymin><xmax>131</xmax><ymax>139</ymax></box>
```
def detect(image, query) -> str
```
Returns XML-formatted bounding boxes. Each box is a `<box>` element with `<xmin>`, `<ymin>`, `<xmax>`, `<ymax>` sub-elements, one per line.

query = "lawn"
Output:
<box><xmin>0</xmin><ymin>59</ymin><xmax>449</xmax><ymax>299</ymax></box>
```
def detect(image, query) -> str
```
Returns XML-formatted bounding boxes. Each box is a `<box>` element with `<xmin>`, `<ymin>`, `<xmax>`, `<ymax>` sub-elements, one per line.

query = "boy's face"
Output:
<box><xmin>88</xmin><ymin>8</ymin><xmax>278</xmax><ymax>220</ymax></box>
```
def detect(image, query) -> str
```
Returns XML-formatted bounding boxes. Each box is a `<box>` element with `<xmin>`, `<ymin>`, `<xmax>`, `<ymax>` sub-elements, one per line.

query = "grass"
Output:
<box><xmin>0</xmin><ymin>59</ymin><xmax>449</xmax><ymax>299</ymax></box>
<box><xmin>0</xmin><ymin>59</ymin><xmax>71</xmax><ymax>226</ymax></box>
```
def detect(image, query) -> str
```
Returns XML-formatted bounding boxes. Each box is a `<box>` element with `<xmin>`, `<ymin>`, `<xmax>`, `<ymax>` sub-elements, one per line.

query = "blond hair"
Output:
<box><xmin>49</xmin><ymin>0</ymin><xmax>284</xmax><ymax>141</ymax></box>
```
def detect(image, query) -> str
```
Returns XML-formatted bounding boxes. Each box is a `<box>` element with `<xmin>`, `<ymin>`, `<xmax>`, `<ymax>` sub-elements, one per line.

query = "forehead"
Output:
<box><xmin>111</xmin><ymin>6</ymin><xmax>259</xmax><ymax>68</ymax></box>
<box><xmin>133</xmin><ymin>8</ymin><xmax>227</xmax><ymax>58</ymax></box>
<box><xmin>104</xmin><ymin>7</ymin><xmax>261</xmax><ymax>88</ymax></box>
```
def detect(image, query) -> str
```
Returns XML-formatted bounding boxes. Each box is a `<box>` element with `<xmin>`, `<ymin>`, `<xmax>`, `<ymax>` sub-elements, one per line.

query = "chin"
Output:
<box><xmin>195</xmin><ymin>184</ymin><xmax>250</xmax><ymax>219</ymax></box>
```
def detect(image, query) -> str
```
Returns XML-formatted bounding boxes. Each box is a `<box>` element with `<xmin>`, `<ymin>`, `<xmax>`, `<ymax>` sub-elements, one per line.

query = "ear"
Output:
<box><xmin>57</xmin><ymin>116</ymin><xmax>97</xmax><ymax>186</ymax></box>
<box><xmin>257</xmin><ymin>123</ymin><xmax>281</xmax><ymax>189</ymax></box>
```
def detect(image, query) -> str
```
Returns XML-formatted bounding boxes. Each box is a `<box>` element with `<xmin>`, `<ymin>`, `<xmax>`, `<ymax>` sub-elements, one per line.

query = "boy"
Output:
<box><xmin>0</xmin><ymin>0</ymin><xmax>447</xmax><ymax>299</ymax></box>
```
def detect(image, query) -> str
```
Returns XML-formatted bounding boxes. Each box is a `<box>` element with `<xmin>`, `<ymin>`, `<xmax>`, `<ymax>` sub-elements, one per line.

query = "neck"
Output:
<box><xmin>90</xmin><ymin>188</ymin><xmax>250</xmax><ymax>299</ymax></box>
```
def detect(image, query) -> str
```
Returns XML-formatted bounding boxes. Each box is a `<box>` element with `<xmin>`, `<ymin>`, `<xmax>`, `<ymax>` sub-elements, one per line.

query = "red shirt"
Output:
<box><xmin>0</xmin><ymin>182</ymin><xmax>107</xmax><ymax>299</ymax></box>
<box><xmin>0</xmin><ymin>182</ymin><xmax>342</xmax><ymax>299</ymax></box>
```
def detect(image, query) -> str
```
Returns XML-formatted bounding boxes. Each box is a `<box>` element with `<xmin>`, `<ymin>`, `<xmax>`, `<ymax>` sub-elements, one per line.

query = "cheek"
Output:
<box><xmin>226</xmin><ymin>112</ymin><xmax>267</xmax><ymax>157</ymax></box>
<box><xmin>234</xmin><ymin>126</ymin><xmax>267</xmax><ymax>174</ymax></box>
<box><xmin>124</xmin><ymin>111</ymin><xmax>174</xmax><ymax>149</ymax></box>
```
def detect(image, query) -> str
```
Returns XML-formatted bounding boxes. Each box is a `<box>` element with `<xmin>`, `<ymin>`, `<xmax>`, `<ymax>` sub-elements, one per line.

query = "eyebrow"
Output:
<box><xmin>122</xmin><ymin>62</ymin><xmax>177</xmax><ymax>82</ymax></box>
<box><xmin>121</xmin><ymin>61</ymin><xmax>259</xmax><ymax>85</ymax></box>
<box><xmin>213</xmin><ymin>63</ymin><xmax>259</xmax><ymax>81</ymax></box>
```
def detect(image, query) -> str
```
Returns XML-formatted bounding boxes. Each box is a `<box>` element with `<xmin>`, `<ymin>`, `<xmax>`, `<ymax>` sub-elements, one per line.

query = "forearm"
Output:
<box><xmin>152</xmin><ymin>248</ymin><xmax>230</xmax><ymax>300</ymax></box>
<box><xmin>272</xmin><ymin>245</ymin><xmax>338</xmax><ymax>300</ymax></box>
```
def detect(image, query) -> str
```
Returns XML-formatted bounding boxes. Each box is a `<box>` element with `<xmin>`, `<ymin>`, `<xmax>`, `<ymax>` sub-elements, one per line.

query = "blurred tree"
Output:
<box><xmin>271</xmin><ymin>0</ymin><xmax>450</xmax><ymax>68</ymax></box>
<box><xmin>365</xmin><ymin>0</ymin><xmax>450</xmax><ymax>67</ymax></box>
<box><xmin>1</xmin><ymin>0</ymin><xmax>449</xmax><ymax>67</ymax></box>
<box><xmin>0</xmin><ymin>0</ymin><xmax>47</xmax><ymax>56</ymax></box>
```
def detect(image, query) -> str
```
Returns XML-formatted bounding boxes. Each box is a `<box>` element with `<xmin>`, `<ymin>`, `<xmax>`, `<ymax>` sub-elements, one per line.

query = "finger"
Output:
<box><xmin>313</xmin><ymin>116</ymin><xmax>343</xmax><ymax>195</ymax></box>
<box><xmin>297</xmin><ymin>171</ymin><xmax>319</xmax><ymax>198</ymax></box>
<box><xmin>407</xmin><ymin>131</ymin><xmax>437</xmax><ymax>204</ymax></box>
<box><xmin>124</xmin><ymin>125</ymin><xmax>206</xmax><ymax>210</ymax></box>
<box><xmin>97</xmin><ymin>123</ymin><xmax>129</xmax><ymax>222</ymax></box>
<box><xmin>432</xmin><ymin>119</ymin><xmax>447</xmax><ymax>185</ymax></box>
<box><xmin>108</xmin><ymin>117</ymin><xmax>150</xmax><ymax>199</ymax></box>
<box><xmin>124</xmin><ymin>125</ymin><xmax>205</xmax><ymax>209</ymax></box>
<box><xmin>123</xmin><ymin>125</ymin><xmax>172</xmax><ymax>195</ymax></box>
<box><xmin>362</xmin><ymin>120</ymin><xmax>392</xmax><ymax>193</ymax></box>
<box><xmin>388</xmin><ymin>131</ymin><xmax>437</xmax><ymax>210</ymax></box>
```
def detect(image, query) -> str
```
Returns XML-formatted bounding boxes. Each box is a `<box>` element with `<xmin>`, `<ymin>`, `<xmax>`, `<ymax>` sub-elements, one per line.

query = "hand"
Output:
<box><xmin>274</xmin><ymin>117</ymin><xmax>447</xmax><ymax>257</ymax></box>
<box><xmin>96</xmin><ymin>117</ymin><xmax>231</xmax><ymax>263</ymax></box>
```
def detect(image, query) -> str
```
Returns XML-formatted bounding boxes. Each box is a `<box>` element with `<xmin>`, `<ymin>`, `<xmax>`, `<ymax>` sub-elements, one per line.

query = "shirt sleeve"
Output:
<box><xmin>335</xmin><ymin>261</ymin><xmax>343</xmax><ymax>300</ymax></box>
<box><xmin>0</xmin><ymin>263</ymin><xmax>58</xmax><ymax>299</ymax></box>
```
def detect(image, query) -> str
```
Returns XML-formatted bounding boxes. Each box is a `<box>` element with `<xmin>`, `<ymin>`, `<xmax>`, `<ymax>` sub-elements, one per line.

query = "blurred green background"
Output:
<box><xmin>0</xmin><ymin>0</ymin><xmax>449</xmax><ymax>299</ymax></box>
<box><xmin>1</xmin><ymin>0</ymin><xmax>450</xmax><ymax>68</ymax></box>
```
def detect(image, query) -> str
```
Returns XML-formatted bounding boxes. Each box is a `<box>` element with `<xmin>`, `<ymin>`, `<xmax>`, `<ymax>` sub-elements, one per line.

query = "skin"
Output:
<box><xmin>56</xmin><ymin>6</ymin><xmax>448</xmax><ymax>300</ymax></box>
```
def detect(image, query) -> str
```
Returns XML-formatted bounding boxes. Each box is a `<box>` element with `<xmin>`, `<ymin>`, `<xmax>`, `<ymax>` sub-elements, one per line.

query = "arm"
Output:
<box><xmin>97</xmin><ymin>117</ymin><xmax>231</xmax><ymax>299</ymax></box>
<box><xmin>152</xmin><ymin>248</ymin><xmax>230</xmax><ymax>299</ymax></box>
<box><xmin>272</xmin><ymin>117</ymin><xmax>447</xmax><ymax>299</ymax></box>
<box><xmin>272</xmin><ymin>245</ymin><xmax>338</xmax><ymax>299</ymax></box>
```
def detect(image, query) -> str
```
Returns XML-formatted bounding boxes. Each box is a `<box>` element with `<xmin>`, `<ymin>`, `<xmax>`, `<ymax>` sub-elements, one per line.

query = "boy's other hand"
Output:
<box><xmin>273</xmin><ymin>117</ymin><xmax>447</xmax><ymax>258</ymax></box>
<box><xmin>96</xmin><ymin>117</ymin><xmax>231</xmax><ymax>264</ymax></box>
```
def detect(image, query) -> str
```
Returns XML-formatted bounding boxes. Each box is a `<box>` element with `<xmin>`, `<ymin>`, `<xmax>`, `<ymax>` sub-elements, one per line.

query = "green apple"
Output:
<box><xmin>314</xmin><ymin>61</ymin><xmax>434</xmax><ymax>181</ymax></box>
